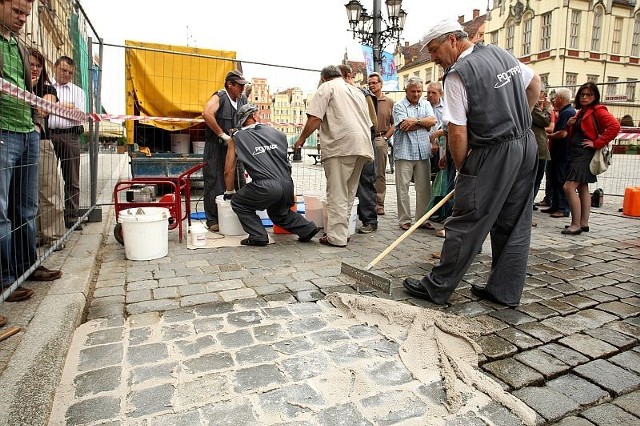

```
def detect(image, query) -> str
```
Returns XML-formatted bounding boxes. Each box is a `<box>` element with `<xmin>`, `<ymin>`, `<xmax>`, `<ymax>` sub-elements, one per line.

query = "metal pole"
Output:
<box><xmin>372</xmin><ymin>0</ymin><xmax>381</xmax><ymax>73</ymax></box>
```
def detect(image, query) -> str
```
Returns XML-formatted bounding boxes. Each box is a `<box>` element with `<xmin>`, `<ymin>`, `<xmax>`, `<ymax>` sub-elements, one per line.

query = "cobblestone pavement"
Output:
<box><xmin>2</xmin><ymin>158</ymin><xmax>639</xmax><ymax>424</ymax></box>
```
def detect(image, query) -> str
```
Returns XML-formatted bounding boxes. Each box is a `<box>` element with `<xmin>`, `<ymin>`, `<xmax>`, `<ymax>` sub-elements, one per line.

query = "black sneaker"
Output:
<box><xmin>240</xmin><ymin>238</ymin><xmax>268</xmax><ymax>246</ymax></box>
<box><xmin>358</xmin><ymin>224</ymin><xmax>377</xmax><ymax>234</ymax></box>
<box><xmin>299</xmin><ymin>227</ymin><xmax>321</xmax><ymax>242</ymax></box>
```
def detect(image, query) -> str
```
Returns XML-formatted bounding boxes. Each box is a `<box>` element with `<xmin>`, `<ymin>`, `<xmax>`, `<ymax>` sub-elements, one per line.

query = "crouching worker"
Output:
<box><xmin>223</xmin><ymin>104</ymin><xmax>321</xmax><ymax>246</ymax></box>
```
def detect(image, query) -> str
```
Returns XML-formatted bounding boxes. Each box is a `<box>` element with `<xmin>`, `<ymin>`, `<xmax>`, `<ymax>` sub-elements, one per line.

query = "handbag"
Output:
<box><xmin>587</xmin><ymin>113</ymin><xmax>611</xmax><ymax>175</ymax></box>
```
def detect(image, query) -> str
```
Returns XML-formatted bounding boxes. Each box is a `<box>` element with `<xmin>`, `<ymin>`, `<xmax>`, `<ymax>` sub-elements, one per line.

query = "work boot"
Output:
<box><xmin>358</xmin><ymin>224</ymin><xmax>377</xmax><ymax>234</ymax></box>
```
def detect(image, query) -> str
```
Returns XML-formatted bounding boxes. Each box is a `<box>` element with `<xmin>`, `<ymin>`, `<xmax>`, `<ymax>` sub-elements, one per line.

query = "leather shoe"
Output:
<box><xmin>29</xmin><ymin>266</ymin><xmax>62</xmax><ymax>281</ymax></box>
<box><xmin>561</xmin><ymin>227</ymin><xmax>582</xmax><ymax>235</ymax></box>
<box><xmin>318</xmin><ymin>235</ymin><xmax>346</xmax><ymax>247</ymax></box>
<box><xmin>402</xmin><ymin>278</ymin><xmax>444</xmax><ymax>304</ymax></box>
<box><xmin>298</xmin><ymin>227</ymin><xmax>321</xmax><ymax>242</ymax></box>
<box><xmin>419</xmin><ymin>222</ymin><xmax>435</xmax><ymax>230</ymax></box>
<box><xmin>550</xmin><ymin>211</ymin><xmax>568</xmax><ymax>218</ymax></box>
<box><xmin>565</xmin><ymin>225</ymin><xmax>589</xmax><ymax>232</ymax></box>
<box><xmin>400</xmin><ymin>223</ymin><xmax>411</xmax><ymax>231</ymax></box>
<box><xmin>376</xmin><ymin>207</ymin><xmax>385</xmax><ymax>215</ymax></box>
<box><xmin>5</xmin><ymin>287</ymin><xmax>35</xmax><ymax>302</ymax></box>
<box><xmin>240</xmin><ymin>238</ymin><xmax>269</xmax><ymax>246</ymax></box>
<box><xmin>540</xmin><ymin>208</ymin><xmax>556</xmax><ymax>214</ymax></box>
<box><xmin>470</xmin><ymin>285</ymin><xmax>518</xmax><ymax>307</ymax></box>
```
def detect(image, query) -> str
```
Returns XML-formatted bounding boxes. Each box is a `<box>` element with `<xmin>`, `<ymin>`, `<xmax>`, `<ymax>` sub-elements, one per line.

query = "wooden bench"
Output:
<box><xmin>307</xmin><ymin>153</ymin><xmax>321</xmax><ymax>165</ymax></box>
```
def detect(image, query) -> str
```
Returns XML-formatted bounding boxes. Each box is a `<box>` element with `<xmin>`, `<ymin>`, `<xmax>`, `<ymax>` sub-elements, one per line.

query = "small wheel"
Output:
<box><xmin>114</xmin><ymin>223</ymin><xmax>124</xmax><ymax>245</ymax></box>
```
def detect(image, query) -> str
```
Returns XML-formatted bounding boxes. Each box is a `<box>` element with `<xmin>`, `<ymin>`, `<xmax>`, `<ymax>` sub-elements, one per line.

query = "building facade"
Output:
<box><xmin>249</xmin><ymin>77</ymin><xmax>272</xmax><ymax>124</ymax></box>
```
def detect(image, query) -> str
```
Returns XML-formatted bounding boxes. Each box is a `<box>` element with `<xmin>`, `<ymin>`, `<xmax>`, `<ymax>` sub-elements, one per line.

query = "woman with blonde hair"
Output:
<box><xmin>562</xmin><ymin>82</ymin><xmax>620</xmax><ymax>235</ymax></box>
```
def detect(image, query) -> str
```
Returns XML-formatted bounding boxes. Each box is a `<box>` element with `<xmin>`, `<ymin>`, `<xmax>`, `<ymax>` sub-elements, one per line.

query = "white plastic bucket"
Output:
<box><xmin>304</xmin><ymin>193</ymin><xmax>325</xmax><ymax>227</ymax></box>
<box><xmin>192</xmin><ymin>141</ymin><xmax>205</xmax><ymax>154</ymax></box>
<box><xmin>190</xmin><ymin>222</ymin><xmax>208</xmax><ymax>247</ymax></box>
<box><xmin>171</xmin><ymin>134</ymin><xmax>190</xmax><ymax>154</ymax></box>
<box><xmin>118</xmin><ymin>207</ymin><xmax>169</xmax><ymax>260</ymax></box>
<box><xmin>215</xmin><ymin>195</ymin><xmax>245</xmax><ymax>236</ymax></box>
<box><xmin>321</xmin><ymin>197</ymin><xmax>359</xmax><ymax>236</ymax></box>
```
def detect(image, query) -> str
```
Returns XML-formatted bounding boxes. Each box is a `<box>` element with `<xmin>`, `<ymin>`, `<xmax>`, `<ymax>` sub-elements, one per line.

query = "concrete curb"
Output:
<box><xmin>0</xmin><ymin>215</ymin><xmax>109</xmax><ymax>426</ymax></box>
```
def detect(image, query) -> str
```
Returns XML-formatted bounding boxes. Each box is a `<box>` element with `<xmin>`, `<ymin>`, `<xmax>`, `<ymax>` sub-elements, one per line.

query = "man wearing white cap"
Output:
<box><xmin>403</xmin><ymin>18</ymin><xmax>541</xmax><ymax>307</ymax></box>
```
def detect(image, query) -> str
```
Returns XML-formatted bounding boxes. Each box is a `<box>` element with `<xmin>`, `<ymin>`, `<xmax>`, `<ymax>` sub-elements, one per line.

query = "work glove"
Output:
<box><xmin>223</xmin><ymin>190</ymin><xmax>236</xmax><ymax>201</ymax></box>
<box><xmin>218</xmin><ymin>133</ymin><xmax>231</xmax><ymax>145</ymax></box>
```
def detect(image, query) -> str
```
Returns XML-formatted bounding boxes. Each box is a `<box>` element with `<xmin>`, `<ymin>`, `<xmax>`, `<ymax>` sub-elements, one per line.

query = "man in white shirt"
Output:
<box><xmin>49</xmin><ymin>56</ymin><xmax>86</xmax><ymax>230</ymax></box>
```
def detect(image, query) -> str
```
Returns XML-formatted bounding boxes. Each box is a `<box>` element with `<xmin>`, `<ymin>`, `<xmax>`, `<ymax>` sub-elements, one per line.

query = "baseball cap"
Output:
<box><xmin>236</xmin><ymin>104</ymin><xmax>259</xmax><ymax>128</ymax></box>
<box><xmin>225</xmin><ymin>70</ymin><xmax>248</xmax><ymax>85</ymax></box>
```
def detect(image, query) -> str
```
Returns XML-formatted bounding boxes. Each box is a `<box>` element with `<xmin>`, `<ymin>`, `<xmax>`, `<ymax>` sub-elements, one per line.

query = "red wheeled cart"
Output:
<box><xmin>113</xmin><ymin>162</ymin><xmax>206</xmax><ymax>244</ymax></box>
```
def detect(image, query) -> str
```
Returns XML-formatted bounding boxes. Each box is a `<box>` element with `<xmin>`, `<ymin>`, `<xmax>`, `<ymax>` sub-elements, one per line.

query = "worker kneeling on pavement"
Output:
<box><xmin>223</xmin><ymin>104</ymin><xmax>320</xmax><ymax>246</ymax></box>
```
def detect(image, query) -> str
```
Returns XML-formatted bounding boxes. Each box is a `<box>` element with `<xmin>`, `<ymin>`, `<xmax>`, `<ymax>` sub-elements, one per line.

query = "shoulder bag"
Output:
<box><xmin>588</xmin><ymin>113</ymin><xmax>612</xmax><ymax>175</ymax></box>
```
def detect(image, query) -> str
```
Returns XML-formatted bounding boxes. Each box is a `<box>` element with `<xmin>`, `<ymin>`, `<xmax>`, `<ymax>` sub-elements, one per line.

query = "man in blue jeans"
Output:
<box><xmin>1</xmin><ymin>0</ymin><xmax>62</xmax><ymax>311</ymax></box>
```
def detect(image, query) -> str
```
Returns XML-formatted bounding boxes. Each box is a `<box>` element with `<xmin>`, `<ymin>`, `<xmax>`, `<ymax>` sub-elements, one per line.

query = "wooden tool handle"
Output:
<box><xmin>0</xmin><ymin>326</ymin><xmax>21</xmax><ymax>342</ymax></box>
<box><xmin>366</xmin><ymin>190</ymin><xmax>454</xmax><ymax>270</ymax></box>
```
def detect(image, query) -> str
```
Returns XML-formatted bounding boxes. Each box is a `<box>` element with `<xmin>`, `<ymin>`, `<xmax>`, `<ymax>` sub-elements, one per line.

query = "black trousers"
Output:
<box><xmin>356</xmin><ymin>159</ymin><xmax>377</xmax><ymax>227</ymax></box>
<box><xmin>230</xmin><ymin>179</ymin><xmax>316</xmax><ymax>243</ymax></box>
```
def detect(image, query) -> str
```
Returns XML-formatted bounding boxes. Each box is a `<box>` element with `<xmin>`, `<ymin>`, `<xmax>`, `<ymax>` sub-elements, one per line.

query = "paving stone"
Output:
<box><xmin>477</xmin><ymin>400</ymin><xmax>523</xmax><ymax>426</ymax></box>
<box><xmin>360</xmin><ymin>390</ymin><xmax>428</xmax><ymax>425</ymax></box>
<box><xmin>546</xmin><ymin>374</ymin><xmax>611</xmax><ymax>406</ymax></box>
<box><xmin>174</xmin><ymin>373</ymin><xmax>230</xmax><ymax>408</ymax></box>
<box><xmin>482</xmin><ymin>358</ymin><xmax>544</xmax><ymax>389</ymax></box>
<box><xmin>584</xmin><ymin>327</ymin><xmax>637</xmax><ymax>349</ymax></box>
<box><xmin>193</xmin><ymin>302</ymin><xmax>235</xmax><ymax>317</ymax></box>
<box><xmin>280</xmin><ymin>352</ymin><xmax>329</xmax><ymax>381</ymax></box>
<box><xmin>612</xmin><ymin>391</ymin><xmax>640</xmax><ymax>417</ymax></box>
<box><xmin>129</xmin><ymin>362</ymin><xmax>178</xmax><ymax>386</ymax></box>
<box><xmin>540</xmin><ymin>299</ymin><xmax>579</xmax><ymax>315</ymax></box>
<box><xmin>127</xmin><ymin>299</ymin><xmax>180</xmax><ymax>315</ymax></box>
<box><xmin>560</xmin><ymin>294</ymin><xmax>600</xmax><ymax>309</ymax></box>
<box><xmin>161</xmin><ymin>323</ymin><xmax>193</xmax><ymax>340</ymax></box>
<box><xmin>598</xmin><ymin>301</ymin><xmax>640</xmax><ymax>319</ymax></box>
<box><xmin>558</xmin><ymin>334</ymin><xmax>618</xmax><ymax>359</ymax></box>
<box><xmin>73</xmin><ymin>366</ymin><xmax>121</xmax><ymax>398</ymax></box>
<box><xmin>258</xmin><ymin>383</ymin><xmax>324</xmax><ymax>419</ymax></box>
<box><xmin>538</xmin><ymin>343</ymin><xmax>590</xmax><ymax>367</ymax></box>
<box><xmin>161</xmin><ymin>308</ymin><xmax>195</xmax><ymax>323</ymax></box>
<box><xmin>271</xmin><ymin>337</ymin><xmax>314</xmax><ymax>355</ymax></box>
<box><xmin>151</xmin><ymin>410</ymin><xmax>201</xmax><ymax>426</ymax></box>
<box><xmin>512</xmin><ymin>386</ymin><xmax>580</xmax><ymax>422</ymax></box>
<box><xmin>234</xmin><ymin>343</ymin><xmax>280</xmax><ymax>366</ymax></box>
<box><xmin>128</xmin><ymin>383</ymin><xmax>174</xmax><ymax>418</ymax></box>
<box><xmin>251</xmin><ymin>323</ymin><xmax>284</xmax><ymax>342</ymax></box>
<box><xmin>200</xmin><ymin>397</ymin><xmax>259</xmax><ymax>426</ymax></box>
<box><xmin>361</xmin><ymin>337</ymin><xmax>400</xmax><ymax>358</ymax></box>
<box><xmin>581</xmin><ymin>402</ymin><xmax>640</xmax><ymax>426</ymax></box>
<box><xmin>316</xmin><ymin>403</ymin><xmax>373</xmax><ymax>426</ymax></box>
<box><xmin>217</xmin><ymin>329</ymin><xmax>254</xmax><ymax>348</ymax></box>
<box><xmin>219</xmin><ymin>288</ymin><xmax>258</xmax><ymax>302</ymax></box>
<box><xmin>78</xmin><ymin>343</ymin><xmax>123</xmax><ymax>372</ymax></box>
<box><xmin>128</xmin><ymin>343</ymin><xmax>169</xmax><ymax>366</ymax></box>
<box><xmin>287</xmin><ymin>316</ymin><xmax>327</xmax><ymax>334</ymax></box>
<box><xmin>600</xmin><ymin>286</ymin><xmax>636</xmax><ymax>299</ymax></box>
<box><xmin>496</xmin><ymin>327</ymin><xmax>542</xmax><ymax>350</ymax></box>
<box><xmin>474</xmin><ymin>315</ymin><xmax>509</xmax><ymax>333</ymax></box>
<box><xmin>516</xmin><ymin>302</ymin><xmax>559</xmax><ymax>320</ymax></box>
<box><xmin>609</xmin><ymin>350</ymin><xmax>640</xmax><ymax>375</ymax></box>
<box><xmin>85</xmin><ymin>328</ymin><xmax>124</xmax><ymax>346</ymax></box>
<box><xmin>173</xmin><ymin>336</ymin><xmax>217</xmax><ymax>359</ymax></box>
<box><xmin>326</xmin><ymin>341</ymin><xmax>374</xmax><ymax>364</ymax></box>
<box><xmin>514</xmin><ymin>349</ymin><xmax>570</xmax><ymax>378</ymax></box>
<box><xmin>65</xmin><ymin>396</ymin><xmax>121</xmax><ymax>425</ymax></box>
<box><xmin>234</xmin><ymin>364</ymin><xmax>287</xmax><ymax>393</ymax></box>
<box><xmin>192</xmin><ymin>317</ymin><xmax>225</xmax><ymax>333</ymax></box>
<box><xmin>541</xmin><ymin>315</ymin><xmax>587</xmax><ymax>336</ymax></box>
<box><xmin>309</xmin><ymin>328</ymin><xmax>351</xmax><ymax>345</ymax></box>
<box><xmin>183</xmin><ymin>352</ymin><xmax>234</xmax><ymax>374</ymax></box>
<box><xmin>574</xmin><ymin>359</ymin><xmax>640</xmax><ymax>396</ymax></box>
<box><xmin>475</xmin><ymin>335</ymin><xmax>518</xmax><ymax>360</ymax></box>
<box><xmin>552</xmin><ymin>416</ymin><xmax>596</xmax><ymax>426</ymax></box>
<box><xmin>580</xmin><ymin>290</ymin><xmax>619</xmax><ymax>303</ymax></box>
<box><xmin>365</xmin><ymin>360</ymin><xmax>413</xmax><ymax>386</ymax></box>
<box><xmin>489</xmin><ymin>309</ymin><xmax>535</xmax><ymax>326</ymax></box>
<box><xmin>441</xmin><ymin>411</ymin><xmax>486</xmax><ymax>426</ymax></box>
<box><xmin>348</xmin><ymin>324</ymin><xmax>382</xmax><ymax>339</ymax></box>
<box><xmin>516</xmin><ymin>322</ymin><xmax>564</xmax><ymax>343</ymax></box>
<box><xmin>227</xmin><ymin>310</ymin><xmax>263</xmax><ymax>327</ymax></box>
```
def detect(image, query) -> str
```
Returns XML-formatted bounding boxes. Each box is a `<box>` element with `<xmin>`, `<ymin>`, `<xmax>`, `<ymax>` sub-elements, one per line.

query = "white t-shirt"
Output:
<box><xmin>443</xmin><ymin>47</ymin><xmax>534</xmax><ymax>126</ymax></box>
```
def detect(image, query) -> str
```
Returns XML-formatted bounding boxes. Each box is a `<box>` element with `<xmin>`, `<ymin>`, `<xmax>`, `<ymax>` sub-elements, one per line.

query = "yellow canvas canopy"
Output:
<box><xmin>124</xmin><ymin>40</ymin><xmax>238</xmax><ymax>143</ymax></box>
<box><xmin>84</xmin><ymin>121</ymin><xmax>125</xmax><ymax>139</ymax></box>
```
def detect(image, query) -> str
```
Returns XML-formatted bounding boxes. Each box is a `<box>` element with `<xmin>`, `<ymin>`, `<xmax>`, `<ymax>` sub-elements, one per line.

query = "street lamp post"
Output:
<box><xmin>345</xmin><ymin>0</ymin><xmax>407</xmax><ymax>73</ymax></box>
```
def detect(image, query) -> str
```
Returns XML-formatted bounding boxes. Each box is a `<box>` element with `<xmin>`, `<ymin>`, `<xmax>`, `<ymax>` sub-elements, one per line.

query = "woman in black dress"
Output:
<box><xmin>562</xmin><ymin>83</ymin><xmax>620</xmax><ymax>235</ymax></box>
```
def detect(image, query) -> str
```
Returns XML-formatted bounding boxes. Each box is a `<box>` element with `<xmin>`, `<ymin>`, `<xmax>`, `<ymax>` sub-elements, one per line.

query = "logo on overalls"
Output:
<box><xmin>494</xmin><ymin>65</ymin><xmax>522</xmax><ymax>89</ymax></box>
<box><xmin>252</xmin><ymin>144</ymin><xmax>278</xmax><ymax>156</ymax></box>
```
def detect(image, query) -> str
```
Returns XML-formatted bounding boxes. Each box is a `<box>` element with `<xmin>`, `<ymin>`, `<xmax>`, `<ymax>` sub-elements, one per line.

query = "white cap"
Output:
<box><xmin>420</xmin><ymin>19</ymin><xmax>465</xmax><ymax>52</ymax></box>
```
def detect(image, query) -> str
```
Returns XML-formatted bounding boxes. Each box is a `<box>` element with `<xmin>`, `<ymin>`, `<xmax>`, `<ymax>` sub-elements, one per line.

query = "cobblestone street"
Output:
<box><xmin>1</xmin><ymin>159</ymin><xmax>639</xmax><ymax>425</ymax></box>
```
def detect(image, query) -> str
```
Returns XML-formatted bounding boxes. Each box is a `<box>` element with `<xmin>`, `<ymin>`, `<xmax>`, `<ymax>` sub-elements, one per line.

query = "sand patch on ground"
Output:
<box><xmin>327</xmin><ymin>293</ymin><xmax>537</xmax><ymax>425</ymax></box>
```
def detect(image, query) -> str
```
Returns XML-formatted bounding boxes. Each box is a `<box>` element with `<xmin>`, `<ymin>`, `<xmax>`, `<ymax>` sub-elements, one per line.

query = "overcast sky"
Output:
<box><xmin>80</xmin><ymin>0</ymin><xmax>491</xmax><ymax>115</ymax></box>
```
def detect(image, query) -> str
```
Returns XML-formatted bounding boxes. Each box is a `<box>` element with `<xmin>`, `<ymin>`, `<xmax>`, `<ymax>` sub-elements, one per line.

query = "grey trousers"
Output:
<box><xmin>51</xmin><ymin>131</ymin><xmax>80</xmax><ymax>223</ymax></box>
<box><xmin>203</xmin><ymin>140</ymin><xmax>245</xmax><ymax>228</ymax></box>
<box><xmin>421</xmin><ymin>133</ymin><xmax>537</xmax><ymax>305</ymax></box>
<box><xmin>231</xmin><ymin>179</ymin><xmax>316</xmax><ymax>243</ymax></box>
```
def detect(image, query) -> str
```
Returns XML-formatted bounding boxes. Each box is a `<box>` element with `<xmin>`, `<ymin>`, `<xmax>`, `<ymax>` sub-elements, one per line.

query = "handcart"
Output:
<box><xmin>113</xmin><ymin>162</ymin><xmax>206</xmax><ymax>244</ymax></box>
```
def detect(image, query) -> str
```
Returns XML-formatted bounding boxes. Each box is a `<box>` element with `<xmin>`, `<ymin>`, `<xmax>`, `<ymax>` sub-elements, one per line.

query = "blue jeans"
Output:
<box><xmin>0</xmin><ymin>130</ymin><xmax>39</xmax><ymax>285</ymax></box>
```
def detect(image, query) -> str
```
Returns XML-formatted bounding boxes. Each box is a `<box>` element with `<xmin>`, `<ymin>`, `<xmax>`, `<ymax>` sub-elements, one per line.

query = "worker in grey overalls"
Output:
<box><xmin>403</xmin><ymin>19</ymin><xmax>541</xmax><ymax>307</ymax></box>
<box><xmin>223</xmin><ymin>104</ymin><xmax>320</xmax><ymax>246</ymax></box>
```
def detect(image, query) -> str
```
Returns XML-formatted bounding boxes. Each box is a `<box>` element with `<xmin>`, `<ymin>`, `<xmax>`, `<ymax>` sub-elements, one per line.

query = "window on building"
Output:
<box><xmin>612</xmin><ymin>17</ymin><xmax>623</xmax><ymax>54</ymax></box>
<box><xmin>587</xmin><ymin>74</ymin><xmax>599</xmax><ymax>83</ymax></box>
<box><xmin>541</xmin><ymin>12</ymin><xmax>552</xmax><ymax>51</ymax></box>
<box><xmin>607</xmin><ymin>77</ymin><xmax>619</xmax><ymax>96</ymax></box>
<box><xmin>540</xmin><ymin>73</ymin><xmax>549</xmax><ymax>89</ymax></box>
<box><xmin>592</xmin><ymin>6</ymin><xmax>603</xmax><ymax>51</ymax></box>
<box><xmin>413</xmin><ymin>71</ymin><xmax>420</xmax><ymax>78</ymax></box>
<box><xmin>626</xmin><ymin>79</ymin><xmax>637</xmax><ymax>101</ymax></box>
<box><xmin>569</xmin><ymin>10</ymin><xmax>581</xmax><ymax>49</ymax></box>
<box><xmin>426</xmin><ymin>67</ymin><xmax>432</xmax><ymax>81</ymax></box>
<box><xmin>632</xmin><ymin>14</ymin><xmax>640</xmax><ymax>57</ymax></box>
<box><xmin>522</xmin><ymin>13</ymin><xmax>532</xmax><ymax>55</ymax></box>
<box><xmin>506</xmin><ymin>19</ymin><xmax>515</xmax><ymax>53</ymax></box>
<box><xmin>438</xmin><ymin>67</ymin><xmax>444</xmax><ymax>80</ymax></box>
<box><xmin>565</xmin><ymin>73</ymin><xmax>577</xmax><ymax>87</ymax></box>
<box><xmin>490</xmin><ymin>31</ymin><xmax>499</xmax><ymax>46</ymax></box>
